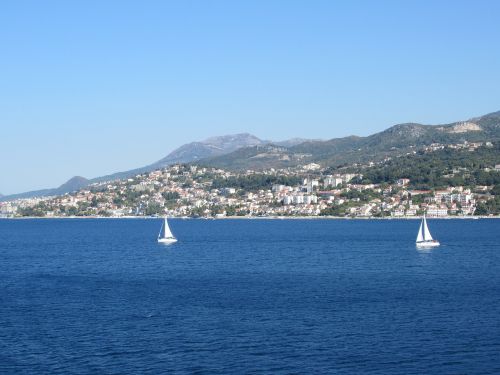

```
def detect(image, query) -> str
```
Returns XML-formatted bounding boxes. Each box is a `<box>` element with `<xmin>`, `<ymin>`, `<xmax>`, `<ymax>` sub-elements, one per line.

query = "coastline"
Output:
<box><xmin>1</xmin><ymin>215</ymin><xmax>498</xmax><ymax>220</ymax></box>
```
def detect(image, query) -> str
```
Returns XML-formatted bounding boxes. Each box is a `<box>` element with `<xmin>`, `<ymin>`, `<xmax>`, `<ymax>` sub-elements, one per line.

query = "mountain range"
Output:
<box><xmin>1</xmin><ymin>177</ymin><xmax>91</xmax><ymax>203</ymax></box>
<box><xmin>0</xmin><ymin>134</ymin><xmax>314</xmax><ymax>201</ymax></box>
<box><xmin>2</xmin><ymin>110</ymin><xmax>499</xmax><ymax>201</ymax></box>
<box><xmin>200</xmin><ymin>111</ymin><xmax>500</xmax><ymax>170</ymax></box>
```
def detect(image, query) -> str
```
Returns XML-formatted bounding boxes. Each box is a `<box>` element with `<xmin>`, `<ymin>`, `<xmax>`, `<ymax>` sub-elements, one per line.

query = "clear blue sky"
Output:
<box><xmin>1</xmin><ymin>1</ymin><xmax>499</xmax><ymax>195</ymax></box>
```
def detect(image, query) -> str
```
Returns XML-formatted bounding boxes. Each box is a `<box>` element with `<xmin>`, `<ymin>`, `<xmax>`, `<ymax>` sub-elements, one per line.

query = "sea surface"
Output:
<box><xmin>1</xmin><ymin>218</ymin><xmax>500</xmax><ymax>374</ymax></box>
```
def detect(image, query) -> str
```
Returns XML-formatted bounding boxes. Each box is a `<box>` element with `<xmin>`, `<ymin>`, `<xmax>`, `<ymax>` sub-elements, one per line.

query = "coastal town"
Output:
<box><xmin>2</xmin><ymin>141</ymin><xmax>499</xmax><ymax>219</ymax></box>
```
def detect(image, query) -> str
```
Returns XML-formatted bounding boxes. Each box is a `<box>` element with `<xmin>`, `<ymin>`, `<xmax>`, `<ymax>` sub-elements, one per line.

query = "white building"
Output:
<box><xmin>426</xmin><ymin>205</ymin><xmax>448</xmax><ymax>217</ymax></box>
<box><xmin>303</xmin><ymin>195</ymin><xmax>318</xmax><ymax>205</ymax></box>
<box><xmin>272</xmin><ymin>184</ymin><xmax>287</xmax><ymax>192</ymax></box>
<box><xmin>293</xmin><ymin>195</ymin><xmax>304</xmax><ymax>204</ymax></box>
<box><xmin>324</xmin><ymin>176</ymin><xmax>343</xmax><ymax>188</ymax></box>
<box><xmin>303</xmin><ymin>163</ymin><xmax>321</xmax><ymax>171</ymax></box>
<box><xmin>221</xmin><ymin>187</ymin><xmax>236</xmax><ymax>195</ymax></box>
<box><xmin>303</xmin><ymin>179</ymin><xmax>319</xmax><ymax>193</ymax></box>
<box><xmin>396</xmin><ymin>178</ymin><xmax>410</xmax><ymax>186</ymax></box>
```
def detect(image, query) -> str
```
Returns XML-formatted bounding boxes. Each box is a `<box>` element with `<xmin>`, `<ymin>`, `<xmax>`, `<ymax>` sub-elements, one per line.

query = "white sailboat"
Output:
<box><xmin>157</xmin><ymin>217</ymin><xmax>177</xmax><ymax>244</ymax></box>
<box><xmin>416</xmin><ymin>215</ymin><xmax>439</xmax><ymax>248</ymax></box>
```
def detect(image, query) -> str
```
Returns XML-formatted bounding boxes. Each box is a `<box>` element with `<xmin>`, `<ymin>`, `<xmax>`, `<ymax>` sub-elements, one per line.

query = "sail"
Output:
<box><xmin>423</xmin><ymin>216</ymin><xmax>433</xmax><ymax>241</ymax></box>
<box><xmin>416</xmin><ymin>220</ymin><xmax>424</xmax><ymax>242</ymax></box>
<box><xmin>163</xmin><ymin>218</ymin><xmax>174</xmax><ymax>238</ymax></box>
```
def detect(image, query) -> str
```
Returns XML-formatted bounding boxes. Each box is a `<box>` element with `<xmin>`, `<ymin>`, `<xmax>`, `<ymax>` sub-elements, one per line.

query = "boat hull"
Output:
<box><xmin>416</xmin><ymin>240</ymin><xmax>440</xmax><ymax>248</ymax></box>
<box><xmin>158</xmin><ymin>238</ymin><xmax>177</xmax><ymax>244</ymax></box>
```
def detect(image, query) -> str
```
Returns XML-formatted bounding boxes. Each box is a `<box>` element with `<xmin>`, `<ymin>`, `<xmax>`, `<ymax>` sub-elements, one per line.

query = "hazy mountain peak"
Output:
<box><xmin>58</xmin><ymin>176</ymin><xmax>90</xmax><ymax>191</ymax></box>
<box><xmin>274</xmin><ymin>138</ymin><xmax>321</xmax><ymax>147</ymax></box>
<box><xmin>154</xmin><ymin>133</ymin><xmax>265</xmax><ymax>167</ymax></box>
<box><xmin>3</xmin><ymin>110</ymin><xmax>499</xmax><ymax>201</ymax></box>
<box><xmin>202</xmin><ymin>133</ymin><xmax>262</xmax><ymax>146</ymax></box>
<box><xmin>201</xmin><ymin>110</ymin><xmax>500</xmax><ymax>171</ymax></box>
<box><xmin>381</xmin><ymin>123</ymin><xmax>427</xmax><ymax>138</ymax></box>
<box><xmin>0</xmin><ymin>176</ymin><xmax>90</xmax><ymax>202</ymax></box>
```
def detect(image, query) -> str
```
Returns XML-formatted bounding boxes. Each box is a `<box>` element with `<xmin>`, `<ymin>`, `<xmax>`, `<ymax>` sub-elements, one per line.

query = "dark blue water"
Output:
<box><xmin>1</xmin><ymin>218</ymin><xmax>499</xmax><ymax>374</ymax></box>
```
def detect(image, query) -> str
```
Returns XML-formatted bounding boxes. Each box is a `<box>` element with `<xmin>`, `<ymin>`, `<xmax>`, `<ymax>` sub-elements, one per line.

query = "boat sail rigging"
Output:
<box><xmin>158</xmin><ymin>217</ymin><xmax>177</xmax><ymax>243</ymax></box>
<box><xmin>416</xmin><ymin>215</ymin><xmax>439</xmax><ymax>248</ymax></box>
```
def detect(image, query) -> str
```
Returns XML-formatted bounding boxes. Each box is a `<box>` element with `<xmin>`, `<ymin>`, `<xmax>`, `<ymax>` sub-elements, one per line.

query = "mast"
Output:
<box><xmin>158</xmin><ymin>220</ymin><xmax>164</xmax><ymax>239</ymax></box>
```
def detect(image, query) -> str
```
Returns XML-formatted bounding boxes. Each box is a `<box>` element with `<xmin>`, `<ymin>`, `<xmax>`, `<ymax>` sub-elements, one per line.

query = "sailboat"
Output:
<box><xmin>416</xmin><ymin>215</ymin><xmax>439</xmax><ymax>248</ymax></box>
<box><xmin>157</xmin><ymin>217</ymin><xmax>177</xmax><ymax>244</ymax></box>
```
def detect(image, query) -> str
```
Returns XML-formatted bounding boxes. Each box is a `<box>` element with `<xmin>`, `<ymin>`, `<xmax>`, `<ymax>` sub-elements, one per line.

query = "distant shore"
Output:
<box><xmin>1</xmin><ymin>215</ymin><xmax>498</xmax><ymax>220</ymax></box>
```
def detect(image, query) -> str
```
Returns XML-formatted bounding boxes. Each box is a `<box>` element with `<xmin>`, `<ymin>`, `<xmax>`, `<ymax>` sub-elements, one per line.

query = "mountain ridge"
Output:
<box><xmin>199</xmin><ymin>111</ymin><xmax>500</xmax><ymax>170</ymax></box>
<box><xmin>1</xmin><ymin>134</ymin><xmax>316</xmax><ymax>201</ymax></box>
<box><xmin>2</xmin><ymin>110</ymin><xmax>499</xmax><ymax>201</ymax></box>
<box><xmin>1</xmin><ymin>176</ymin><xmax>90</xmax><ymax>202</ymax></box>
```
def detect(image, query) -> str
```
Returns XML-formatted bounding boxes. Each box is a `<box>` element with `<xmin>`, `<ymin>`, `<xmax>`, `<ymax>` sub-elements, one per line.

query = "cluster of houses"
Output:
<box><xmin>389</xmin><ymin>187</ymin><xmax>476</xmax><ymax>217</ymax></box>
<box><xmin>423</xmin><ymin>141</ymin><xmax>493</xmax><ymax>153</ymax></box>
<box><xmin>1</xmin><ymin>140</ymin><xmax>498</xmax><ymax>218</ymax></box>
<box><xmin>1</xmin><ymin>161</ymin><xmax>494</xmax><ymax>218</ymax></box>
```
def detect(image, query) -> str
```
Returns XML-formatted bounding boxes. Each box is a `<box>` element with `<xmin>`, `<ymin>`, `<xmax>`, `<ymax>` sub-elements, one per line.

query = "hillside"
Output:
<box><xmin>199</xmin><ymin>111</ymin><xmax>500</xmax><ymax>170</ymax></box>
<box><xmin>89</xmin><ymin>133</ymin><xmax>316</xmax><ymax>184</ymax></box>
<box><xmin>1</xmin><ymin>133</ymin><xmax>315</xmax><ymax>201</ymax></box>
<box><xmin>89</xmin><ymin>133</ymin><xmax>267</xmax><ymax>184</ymax></box>
<box><xmin>354</xmin><ymin>143</ymin><xmax>500</xmax><ymax>190</ymax></box>
<box><xmin>2</xmin><ymin>110</ymin><xmax>499</xmax><ymax>201</ymax></box>
<box><xmin>0</xmin><ymin>176</ymin><xmax>90</xmax><ymax>201</ymax></box>
<box><xmin>152</xmin><ymin>133</ymin><xmax>264</xmax><ymax>166</ymax></box>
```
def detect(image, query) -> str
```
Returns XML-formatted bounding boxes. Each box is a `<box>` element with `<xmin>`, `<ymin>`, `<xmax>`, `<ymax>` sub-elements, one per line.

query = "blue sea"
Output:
<box><xmin>1</xmin><ymin>218</ymin><xmax>499</xmax><ymax>374</ymax></box>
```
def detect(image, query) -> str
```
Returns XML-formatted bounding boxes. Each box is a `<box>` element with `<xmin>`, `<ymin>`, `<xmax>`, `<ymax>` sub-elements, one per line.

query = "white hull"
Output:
<box><xmin>416</xmin><ymin>240</ymin><xmax>440</xmax><ymax>248</ymax></box>
<box><xmin>158</xmin><ymin>237</ymin><xmax>177</xmax><ymax>244</ymax></box>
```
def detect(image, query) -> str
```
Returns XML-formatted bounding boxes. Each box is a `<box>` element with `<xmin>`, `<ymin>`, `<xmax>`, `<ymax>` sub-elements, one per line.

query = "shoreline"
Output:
<box><xmin>1</xmin><ymin>215</ymin><xmax>498</xmax><ymax>220</ymax></box>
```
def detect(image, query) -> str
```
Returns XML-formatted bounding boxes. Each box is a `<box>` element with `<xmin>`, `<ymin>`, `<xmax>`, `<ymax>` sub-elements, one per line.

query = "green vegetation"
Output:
<box><xmin>474</xmin><ymin>195</ymin><xmax>500</xmax><ymax>215</ymax></box>
<box><xmin>340</xmin><ymin>189</ymin><xmax>382</xmax><ymax>202</ymax></box>
<box><xmin>162</xmin><ymin>191</ymin><xmax>180</xmax><ymax>200</ymax></box>
<box><xmin>145</xmin><ymin>202</ymin><xmax>164</xmax><ymax>216</ymax></box>
<box><xmin>320</xmin><ymin>202</ymin><xmax>359</xmax><ymax>216</ymax></box>
<box><xmin>358</xmin><ymin>144</ymin><xmax>500</xmax><ymax>190</ymax></box>
<box><xmin>211</xmin><ymin>174</ymin><xmax>302</xmax><ymax>192</ymax></box>
<box><xmin>17</xmin><ymin>202</ymin><xmax>48</xmax><ymax>217</ymax></box>
<box><xmin>198</xmin><ymin>112</ymin><xmax>500</xmax><ymax>172</ymax></box>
